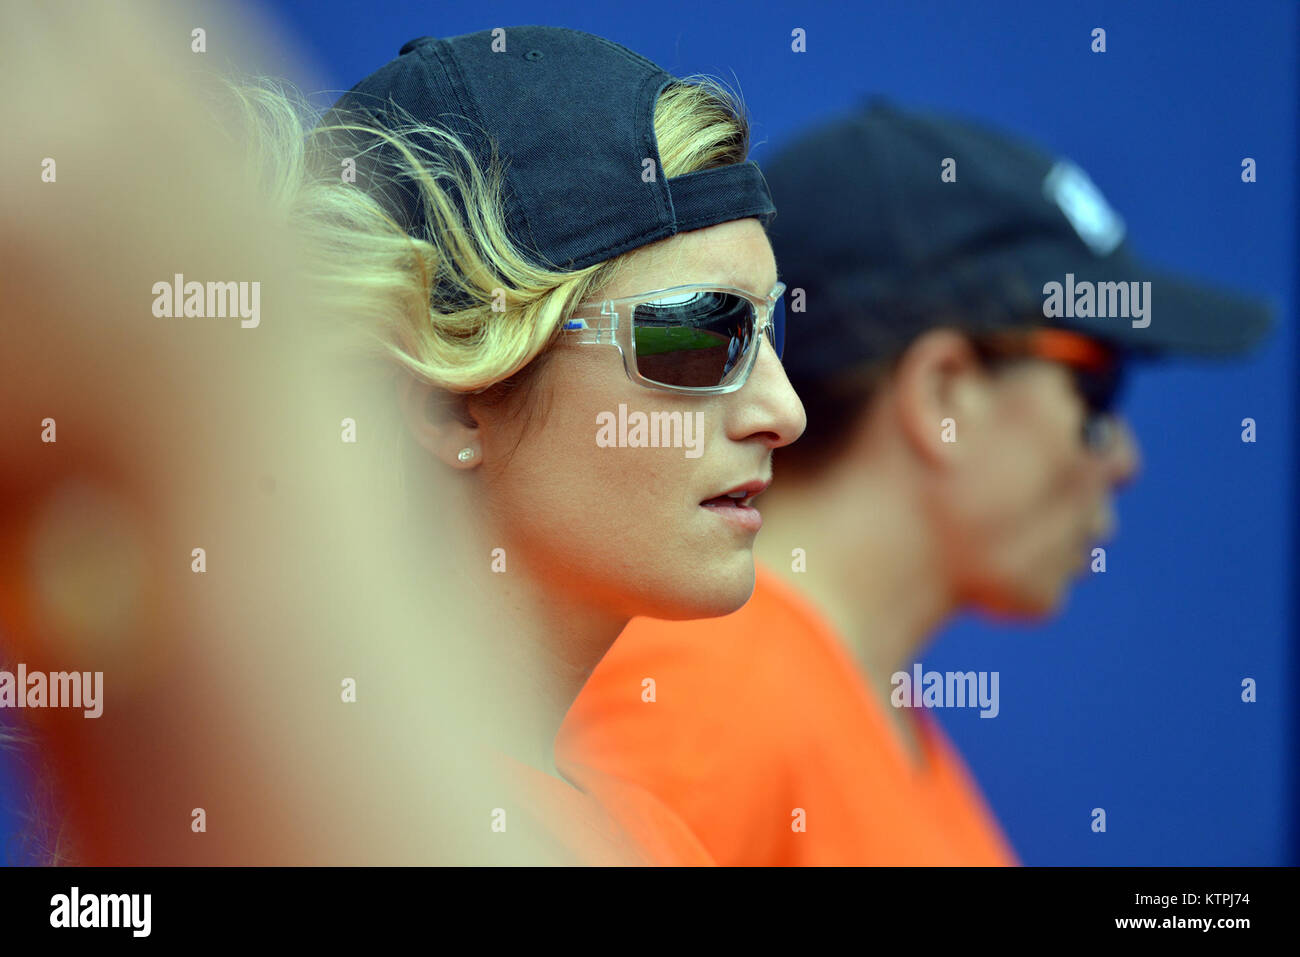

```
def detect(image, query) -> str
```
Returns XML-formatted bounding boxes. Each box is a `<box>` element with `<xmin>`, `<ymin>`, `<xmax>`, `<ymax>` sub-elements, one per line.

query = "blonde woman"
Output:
<box><xmin>253</xmin><ymin>25</ymin><xmax>806</xmax><ymax>863</ymax></box>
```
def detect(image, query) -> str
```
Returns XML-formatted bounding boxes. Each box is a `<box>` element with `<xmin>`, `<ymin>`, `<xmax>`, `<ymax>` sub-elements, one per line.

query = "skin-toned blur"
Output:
<box><xmin>0</xmin><ymin>0</ymin><xmax>539</xmax><ymax>865</ymax></box>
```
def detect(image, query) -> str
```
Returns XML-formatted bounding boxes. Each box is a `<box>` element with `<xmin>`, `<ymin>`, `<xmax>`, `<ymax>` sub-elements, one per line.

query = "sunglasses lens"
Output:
<box><xmin>1082</xmin><ymin>414</ymin><xmax>1114</xmax><ymax>450</ymax></box>
<box><xmin>1074</xmin><ymin>362</ymin><xmax>1125</xmax><ymax>450</ymax></box>
<box><xmin>632</xmin><ymin>291</ymin><xmax>756</xmax><ymax>388</ymax></box>
<box><xmin>1075</xmin><ymin>361</ymin><xmax>1124</xmax><ymax>415</ymax></box>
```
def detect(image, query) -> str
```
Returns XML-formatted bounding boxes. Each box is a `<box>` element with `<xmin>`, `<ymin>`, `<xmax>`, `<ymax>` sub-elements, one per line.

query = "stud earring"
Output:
<box><xmin>457</xmin><ymin>448</ymin><xmax>475</xmax><ymax>462</ymax></box>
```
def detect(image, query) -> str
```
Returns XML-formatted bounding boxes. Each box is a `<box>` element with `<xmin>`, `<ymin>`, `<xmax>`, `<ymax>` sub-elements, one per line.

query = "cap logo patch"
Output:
<box><xmin>1043</xmin><ymin>160</ymin><xmax>1126</xmax><ymax>257</ymax></box>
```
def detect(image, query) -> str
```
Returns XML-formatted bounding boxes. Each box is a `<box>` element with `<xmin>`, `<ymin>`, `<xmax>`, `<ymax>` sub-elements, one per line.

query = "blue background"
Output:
<box><xmin>3</xmin><ymin>0</ymin><xmax>1292</xmax><ymax>864</ymax></box>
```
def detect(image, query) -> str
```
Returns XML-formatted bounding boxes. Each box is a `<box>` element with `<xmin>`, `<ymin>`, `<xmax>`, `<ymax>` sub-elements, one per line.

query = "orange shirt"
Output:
<box><xmin>556</xmin><ymin>564</ymin><xmax>1019</xmax><ymax>866</ymax></box>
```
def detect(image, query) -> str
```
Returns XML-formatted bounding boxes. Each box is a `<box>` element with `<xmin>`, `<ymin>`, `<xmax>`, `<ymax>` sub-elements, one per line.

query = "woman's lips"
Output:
<box><xmin>700</xmin><ymin>478</ymin><xmax>770</xmax><ymax>507</ymax></box>
<box><xmin>700</xmin><ymin>496</ymin><xmax>762</xmax><ymax>532</ymax></box>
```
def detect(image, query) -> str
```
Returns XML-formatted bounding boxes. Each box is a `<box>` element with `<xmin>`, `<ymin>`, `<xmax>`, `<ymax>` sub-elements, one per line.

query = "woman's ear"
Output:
<box><xmin>396</xmin><ymin>375</ymin><xmax>482</xmax><ymax>469</ymax></box>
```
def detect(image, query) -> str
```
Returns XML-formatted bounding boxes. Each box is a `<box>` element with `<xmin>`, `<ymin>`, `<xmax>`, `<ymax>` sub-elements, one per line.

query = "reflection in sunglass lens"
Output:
<box><xmin>632</xmin><ymin>291</ymin><xmax>756</xmax><ymax>388</ymax></box>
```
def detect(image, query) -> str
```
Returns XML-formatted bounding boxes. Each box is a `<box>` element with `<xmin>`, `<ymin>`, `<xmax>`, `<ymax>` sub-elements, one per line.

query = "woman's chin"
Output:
<box><xmin>644</xmin><ymin>560</ymin><xmax>756</xmax><ymax>621</ymax></box>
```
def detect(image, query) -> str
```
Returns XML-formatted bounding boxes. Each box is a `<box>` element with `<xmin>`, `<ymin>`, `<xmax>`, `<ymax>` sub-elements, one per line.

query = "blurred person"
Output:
<box><xmin>558</xmin><ymin>99</ymin><xmax>1273</xmax><ymax>865</ymax></box>
<box><xmin>0</xmin><ymin>11</ymin><xmax>803</xmax><ymax>864</ymax></box>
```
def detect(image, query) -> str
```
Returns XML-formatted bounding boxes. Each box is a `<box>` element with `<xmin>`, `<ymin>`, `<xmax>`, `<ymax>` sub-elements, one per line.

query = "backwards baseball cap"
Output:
<box><xmin>314</xmin><ymin>26</ymin><xmax>775</xmax><ymax>275</ymax></box>
<box><xmin>766</xmin><ymin>97</ymin><xmax>1274</xmax><ymax>384</ymax></box>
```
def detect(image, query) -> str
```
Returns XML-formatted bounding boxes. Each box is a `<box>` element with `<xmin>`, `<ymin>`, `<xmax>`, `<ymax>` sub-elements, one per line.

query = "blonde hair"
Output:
<box><xmin>223</xmin><ymin>73</ymin><xmax>754</xmax><ymax>398</ymax></box>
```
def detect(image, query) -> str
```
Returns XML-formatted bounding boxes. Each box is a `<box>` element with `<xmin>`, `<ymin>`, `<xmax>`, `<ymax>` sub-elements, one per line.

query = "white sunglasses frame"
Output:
<box><xmin>558</xmin><ymin>281</ymin><xmax>786</xmax><ymax>395</ymax></box>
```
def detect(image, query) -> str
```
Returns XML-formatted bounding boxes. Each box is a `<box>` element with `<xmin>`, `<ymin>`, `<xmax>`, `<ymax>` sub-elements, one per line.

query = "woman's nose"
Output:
<box><xmin>737</xmin><ymin>338</ymin><xmax>807</xmax><ymax>449</ymax></box>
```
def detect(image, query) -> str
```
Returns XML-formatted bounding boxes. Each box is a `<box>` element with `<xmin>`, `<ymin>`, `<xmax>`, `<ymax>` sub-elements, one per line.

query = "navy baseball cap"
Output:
<box><xmin>313</xmin><ymin>26</ymin><xmax>775</xmax><ymax>275</ymax></box>
<box><xmin>766</xmin><ymin>98</ymin><xmax>1275</xmax><ymax>384</ymax></box>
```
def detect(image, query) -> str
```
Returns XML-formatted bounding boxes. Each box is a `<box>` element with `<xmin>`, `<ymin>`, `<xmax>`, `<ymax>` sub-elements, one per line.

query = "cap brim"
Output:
<box><xmin>1063</xmin><ymin>264</ymin><xmax>1274</xmax><ymax>357</ymax></box>
<box><xmin>988</xmin><ymin>240</ymin><xmax>1276</xmax><ymax>358</ymax></box>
